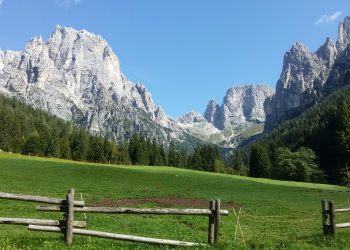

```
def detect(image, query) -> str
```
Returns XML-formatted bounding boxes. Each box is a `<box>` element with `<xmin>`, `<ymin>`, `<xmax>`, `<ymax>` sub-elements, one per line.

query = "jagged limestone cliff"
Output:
<box><xmin>264</xmin><ymin>16</ymin><xmax>350</xmax><ymax>131</ymax></box>
<box><xmin>0</xmin><ymin>26</ymin><xmax>199</xmax><ymax>147</ymax></box>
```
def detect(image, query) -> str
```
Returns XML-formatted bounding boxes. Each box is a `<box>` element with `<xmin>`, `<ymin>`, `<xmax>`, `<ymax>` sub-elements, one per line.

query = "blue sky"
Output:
<box><xmin>0</xmin><ymin>0</ymin><xmax>349</xmax><ymax>118</ymax></box>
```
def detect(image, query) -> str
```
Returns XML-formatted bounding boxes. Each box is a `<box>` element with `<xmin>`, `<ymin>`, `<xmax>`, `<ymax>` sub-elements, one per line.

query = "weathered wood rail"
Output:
<box><xmin>29</xmin><ymin>225</ymin><xmax>205</xmax><ymax>247</ymax></box>
<box><xmin>36</xmin><ymin>205</ymin><xmax>229</xmax><ymax>216</ymax></box>
<box><xmin>0</xmin><ymin>217</ymin><xmax>86</xmax><ymax>227</ymax></box>
<box><xmin>322</xmin><ymin>199</ymin><xmax>350</xmax><ymax>236</ymax></box>
<box><xmin>0</xmin><ymin>192</ymin><xmax>85</xmax><ymax>206</ymax></box>
<box><xmin>0</xmin><ymin>188</ymin><xmax>229</xmax><ymax>247</ymax></box>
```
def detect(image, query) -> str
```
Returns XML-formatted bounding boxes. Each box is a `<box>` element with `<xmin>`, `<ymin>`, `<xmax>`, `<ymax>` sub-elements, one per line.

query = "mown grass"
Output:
<box><xmin>1</xmin><ymin>152</ymin><xmax>350</xmax><ymax>249</ymax></box>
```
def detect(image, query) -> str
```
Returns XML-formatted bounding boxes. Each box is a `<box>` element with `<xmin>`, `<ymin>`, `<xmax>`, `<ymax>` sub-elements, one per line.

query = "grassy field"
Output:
<box><xmin>1</xmin><ymin>152</ymin><xmax>350</xmax><ymax>249</ymax></box>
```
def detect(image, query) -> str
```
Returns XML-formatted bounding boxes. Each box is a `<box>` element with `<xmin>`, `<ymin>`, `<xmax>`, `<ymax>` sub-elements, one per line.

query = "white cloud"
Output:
<box><xmin>0</xmin><ymin>0</ymin><xmax>4</xmax><ymax>8</ymax></box>
<box><xmin>315</xmin><ymin>11</ymin><xmax>342</xmax><ymax>25</ymax></box>
<box><xmin>55</xmin><ymin>0</ymin><xmax>82</xmax><ymax>9</ymax></box>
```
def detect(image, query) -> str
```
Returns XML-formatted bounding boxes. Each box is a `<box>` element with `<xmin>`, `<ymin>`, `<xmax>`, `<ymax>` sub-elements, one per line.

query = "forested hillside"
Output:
<box><xmin>242</xmin><ymin>86</ymin><xmax>350</xmax><ymax>184</ymax></box>
<box><xmin>0</xmin><ymin>94</ymin><xmax>225</xmax><ymax>171</ymax></box>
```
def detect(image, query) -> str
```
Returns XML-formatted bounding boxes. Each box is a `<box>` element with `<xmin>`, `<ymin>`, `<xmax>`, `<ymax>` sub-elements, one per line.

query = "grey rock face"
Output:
<box><xmin>264</xmin><ymin>16</ymin><xmax>350</xmax><ymax>131</ymax></box>
<box><xmin>337</xmin><ymin>17</ymin><xmax>350</xmax><ymax>51</ymax></box>
<box><xmin>204</xmin><ymin>100</ymin><xmax>220</xmax><ymax>124</ymax></box>
<box><xmin>176</xmin><ymin>111</ymin><xmax>224</xmax><ymax>144</ymax></box>
<box><xmin>323</xmin><ymin>44</ymin><xmax>350</xmax><ymax>94</ymax></box>
<box><xmin>176</xmin><ymin>85</ymin><xmax>273</xmax><ymax>148</ymax></box>
<box><xmin>176</xmin><ymin>111</ymin><xmax>207</xmax><ymax>124</ymax></box>
<box><xmin>0</xmin><ymin>25</ymin><xmax>192</xmax><ymax>145</ymax></box>
<box><xmin>206</xmin><ymin>85</ymin><xmax>274</xmax><ymax>130</ymax></box>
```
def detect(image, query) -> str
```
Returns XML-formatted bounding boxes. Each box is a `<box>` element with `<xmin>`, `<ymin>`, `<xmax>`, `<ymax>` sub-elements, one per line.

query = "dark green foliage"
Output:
<box><xmin>188</xmin><ymin>144</ymin><xmax>221</xmax><ymax>172</ymax></box>
<box><xmin>227</xmin><ymin>150</ymin><xmax>247</xmax><ymax>175</ymax></box>
<box><xmin>272</xmin><ymin>147</ymin><xmax>323</xmax><ymax>182</ymax></box>
<box><xmin>337</xmin><ymin>101</ymin><xmax>350</xmax><ymax>165</ymax></box>
<box><xmin>71</xmin><ymin>131</ymin><xmax>88</xmax><ymax>161</ymax></box>
<box><xmin>167</xmin><ymin>141</ymin><xmax>179</xmax><ymax>167</ymax></box>
<box><xmin>0</xmin><ymin>94</ymin><xmax>118</xmax><ymax>164</ymax></box>
<box><xmin>128</xmin><ymin>134</ymin><xmax>167</xmax><ymax>166</ymax></box>
<box><xmin>249</xmin><ymin>143</ymin><xmax>271</xmax><ymax>178</ymax></box>
<box><xmin>117</xmin><ymin>141</ymin><xmax>131</xmax><ymax>164</ymax></box>
<box><xmin>246</xmin><ymin>86</ymin><xmax>350</xmax><ymax>184</ymax></box>
<box><xmin>22</xmin><ymin>131</ymin><xmax>42</xmax><ymax>155</ymax></box>
<box><xmin>0</xmin><ymin>93</ymin><xmax>228</xmax><ymax>173</ymax></box>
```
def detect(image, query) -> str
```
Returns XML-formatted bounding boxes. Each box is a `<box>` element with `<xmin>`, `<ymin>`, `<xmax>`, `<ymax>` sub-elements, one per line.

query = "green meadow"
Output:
<box><xmin>0</xmin><ymin>152</ymin><xmax>350</xmax><ymax>249</ymax></box>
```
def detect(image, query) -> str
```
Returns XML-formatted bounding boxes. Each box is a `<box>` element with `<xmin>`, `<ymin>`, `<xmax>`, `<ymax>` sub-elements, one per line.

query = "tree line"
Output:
<box><xmin>229</xmin><ymin>86</ymin><xmax>350</xmax><ymax>185</ymax></box>
<box><xmin>0</xmin><ymin>94</ymin><xmax>226</xmax><ymax>171</ymax></box>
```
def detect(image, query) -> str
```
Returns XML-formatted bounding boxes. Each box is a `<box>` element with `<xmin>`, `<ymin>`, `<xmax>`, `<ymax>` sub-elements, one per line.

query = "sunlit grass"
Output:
<box><xmin>0</xmin><ymin>152</ymin><xmax>350</xmax><ymax>249</ymax></box>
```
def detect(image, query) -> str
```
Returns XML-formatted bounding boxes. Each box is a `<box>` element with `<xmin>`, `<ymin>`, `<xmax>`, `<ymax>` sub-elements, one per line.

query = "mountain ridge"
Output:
<box><xmin>264</xmin><ymin>16</ymin><xmax>350</xmax><ymax>131</ymax></box>
<box><xmin>0</xmin><ymin>25</ymin><xmax>276</xmax><ymax>149</ymax></box>
<box><xmin>0</xmin><ymin>25</ymin><xmax>193</xmax><ymax>146</ymax></box>
<box><xmin>176</xmin><ymin>84</ymin><xmax>274</xmax><ymax>147</ymax></box>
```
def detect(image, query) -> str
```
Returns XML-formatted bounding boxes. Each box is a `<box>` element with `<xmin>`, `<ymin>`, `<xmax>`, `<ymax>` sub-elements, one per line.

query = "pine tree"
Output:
<box><xmin>233</xmin><ymin>150</ymin><xmax>246</xmax><ymax>175</ymax></box>
<box><xmin>129</xmin><ymin>134</ymin><xmax>141</xmax><ymax>165</ymax></box>
<box><xmin>168</xmin><ymin>141</ymin><xmax>179</xmax><ymax>167</ymax></box>
<box><xmin>22</xmin><ymin>131</ymin><xmax>42</xmax><ymax>155</ymax></box>
<box><xmin>249</xmin><ymin>144</ymin><xmax>271</xmax><ymax>178</ymax></box>
<box><xmin>337</xmin><ymin>101</ymin><xmax>350</xmax><ymax>166</ymax></box>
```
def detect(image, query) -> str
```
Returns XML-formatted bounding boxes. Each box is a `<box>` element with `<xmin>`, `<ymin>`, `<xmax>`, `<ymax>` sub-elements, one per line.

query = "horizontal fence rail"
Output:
<box><xmin>29</xmin><ymin>225</ymin><xmax>205</xmax><ymax>247</ymax></box>
<box><xmin>36</xmin><ymin>205</ymin><xmax>229</xmax><ymax>216</ymax></box>
<box><xmin>334</xmin><ymin>208</ymin><xmax>350</xmax><ymax>213</ymax></box>
<box><xmin>0</xmin><ymin>217</ymin><xmax>86</xmax><ymax>228</ymax></box>
<box><xmin>0</xmin><ymin>189</ymin><xmax>227</xmax><ymax>247</ymax></box>
<box><xmin>0</xmin><ymin>192</ymin><xmax>84</xmax><ymax>206</ymax></box>
<box><xmin>335</xmin><ymin>222</ymin><xmax>350</xmax><ymax>228</ymax></box>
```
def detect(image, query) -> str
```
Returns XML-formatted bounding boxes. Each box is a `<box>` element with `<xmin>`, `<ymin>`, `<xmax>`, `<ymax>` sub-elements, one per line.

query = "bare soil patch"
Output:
<box><xmin>92</xmin><ymin>197</ymin><xmax>241</xmax><ymax>209</ymax></box>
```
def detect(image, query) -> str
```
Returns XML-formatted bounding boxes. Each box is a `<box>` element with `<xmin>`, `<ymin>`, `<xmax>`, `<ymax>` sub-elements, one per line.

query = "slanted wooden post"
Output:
<box><xmin>328</xmin><ymin>200</ymin><xmax>336</xmax><ymax>236</ymax></box>
<box><xmin>65</xmin><ymin>188</ymin><xmax>75</xmax><ymax>245</ymax></box>
<box><xmin>321</xmin><ymin>199</ymin><xmax>328</xmax><ymax>235</ymax></box>
<box><xmin>214</xmin><ymin>199</ymin><xmax>221</xmax><ymax>243</ymax></box>
<box><xmin>208</xmin><ymin>200</ymin><xmax>215</xmax><ymax>244</ymax></box>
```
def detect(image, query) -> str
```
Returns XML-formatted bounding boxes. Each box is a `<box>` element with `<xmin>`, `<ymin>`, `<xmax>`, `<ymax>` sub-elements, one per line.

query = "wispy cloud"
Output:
<box><xmin>0</xmin><ymin>0</ymin><xmax>4</xmax><ymax>8</ymax></box>
<box><xmin>55</xmin><ymin>0</ymin><xmax>82</xmax><ymax>9</ymax></box>
<box><xmin>315</xmin><ymin>11</ymin><xmax>342</xmax><ymax>25</ymax></box>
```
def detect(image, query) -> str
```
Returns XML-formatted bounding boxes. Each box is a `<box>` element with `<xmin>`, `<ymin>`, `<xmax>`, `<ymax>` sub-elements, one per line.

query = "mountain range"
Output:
<box><xmin>176</xmin><ymin>85</ymin><xmax>273</xmax><ymax>147</ymax></box>
<box><xmin>0</xmin><ymin>25</ymin><xmax>272</xmax><ymax>148</ymax></box>
<box><xmin>264</xmin><ymin>16</ymin><xmax>350</xmax><ymax>131</ymax></box>
<box><xmin>1</xmin><ymin>16</ymin><xmax>350</xmax><ymax>149</ymax></box>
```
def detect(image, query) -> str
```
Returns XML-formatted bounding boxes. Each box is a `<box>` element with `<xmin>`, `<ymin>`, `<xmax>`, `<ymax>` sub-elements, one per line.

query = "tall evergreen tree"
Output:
<box><xmin>249</xmin><ymin>144</ymin><xmax>271</xmax><ymax>178</ymax></box>
<box><xmin>22</xmin><ymin>131</ymin><xmax>42</xmax><ymax>155</ymax></box>
<box><xmin>233</xmin><ymin>150</ymin><xmax>246</xmax><ymax>175</ymax></box>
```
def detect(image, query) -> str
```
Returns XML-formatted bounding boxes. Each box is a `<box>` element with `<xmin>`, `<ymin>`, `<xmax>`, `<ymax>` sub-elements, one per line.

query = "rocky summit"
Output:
<box><xmin>204</xmin><ymin>85</ymin><xmax>274</xmax><ymax>130</ymax></box>
<box><xmin>177</xmin><ymin>85</ymin><xmax>274</xmax><ymax>147</ymax></box>
<box><xmin>264</xmin><ymin>16</ymin><xmax>350</xmax><ymax>131</ymax></box>
<box><xmin>0</xmin><ymin>25</ymin><xmax>278</xmax><ymax>149</ymax></box>
<box><xmin>0</xmin><ymin>26</ymin><xmax>200</xmax><ymax>147</ymax></box>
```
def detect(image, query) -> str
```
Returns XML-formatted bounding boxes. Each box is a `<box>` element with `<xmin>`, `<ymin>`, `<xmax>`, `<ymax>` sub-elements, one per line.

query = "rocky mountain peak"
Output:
<box><xmin>0</xmin><ymin>25</ymin><xmax>193</xmax><ymax>146</ymax></box>
<box><xmin>203</xmin><ymin>99</ymin><xmax>220</xmax><ymax>123</ymax></box>
<box><xmin>290</xmin><ymin>42</ymin><xmax>309</xmax><ymax>54</ymax></box>
<box><xmin>176</xmin><ymin>111</ymin><xmax>206</xmax><ymax>125</ymax></box>
<box><xmin>205</xmin><ymin>85</ymin><xmax>274</xmax><ymax>130</ymax></box>
<box><xmin>316</xmin><ymin>37</ymin><xmax>338</xmax><ymax>65</ymax></box>
<box><xmin>284</xmin><ymin>42</ymin><xmax>313</xmax><ymax>66</ymax></box>
<box><xmin>26</xmin><ymin>36</ymin><xmax>44</xmax><ymax>48</ymax></box>
<box><xmin>265</xmin><ymin>16</ymin><xmax>350</xmax><ymax>132</ymax></box>
<box><xmin>337</xmin><ymin>16</ymin><xmax>350</xmax><ymax>51</ymax></box>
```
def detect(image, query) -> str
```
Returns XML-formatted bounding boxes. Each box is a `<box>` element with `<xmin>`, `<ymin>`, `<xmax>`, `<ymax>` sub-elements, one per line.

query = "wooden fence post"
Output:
<box><xmin>214</xmin><ymin>199</ymin><xmax>221</xmax><ymax>243</ymax></box>
<box><xmin>208</xmin><ymin>200</ymin><xmax>215</xmax><ymax>244</ymax></box>
<box><xmin>65</xmin><ymin>188</ymin><xmax>75</xmax><ymax>245</ymax></box>
<box><xmin>321</xmin><ymin>199</ymin><xmax>328</xmax><ymax>235</ymax></box>
<box><xmin>328</xmin><ymin>200</ymin><xmax>336</xmax><ymax>236</ymax></box>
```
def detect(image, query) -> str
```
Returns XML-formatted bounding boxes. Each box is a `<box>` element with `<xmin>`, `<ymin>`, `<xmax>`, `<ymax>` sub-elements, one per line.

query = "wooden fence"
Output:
<box><xmin>0</xmin><ymin>188</ymin><xmax>229</xmax><ymax>247</ymax></box>
<box><xmin>321</xmin><ymin>199</ymin><xmax>350</xmax><ymax>236</ymax></box>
